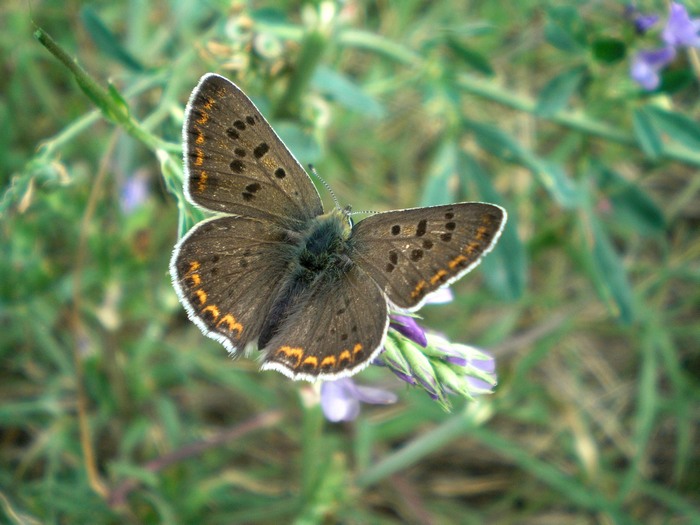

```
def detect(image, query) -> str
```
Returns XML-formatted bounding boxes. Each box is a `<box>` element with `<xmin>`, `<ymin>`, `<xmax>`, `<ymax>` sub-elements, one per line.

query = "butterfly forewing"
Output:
<box><xmin>261</xmin><ymin>265</ymin><xmax>388</xmax><ymax>381</ymax></box>
<box><xmin>349</xmin><ymin>203</ymin><xmax>506</xmax><ymax>309</ymax></box>
<box><xmin>171</xmin><ymin>215</ymin><xmax>297</xmax><ymax>353</ymax></box>
<box><xmin>183</xmin><ymin>74</ymin><xmax>323</xmax><ymax>229</ymax></box>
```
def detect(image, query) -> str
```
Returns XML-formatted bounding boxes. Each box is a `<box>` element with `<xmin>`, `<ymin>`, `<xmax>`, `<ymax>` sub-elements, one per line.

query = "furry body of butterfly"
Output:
<box><xmin>259</xmin><ymin>208</ymin><xmax>353</xmax><ymax>349</ymax></box>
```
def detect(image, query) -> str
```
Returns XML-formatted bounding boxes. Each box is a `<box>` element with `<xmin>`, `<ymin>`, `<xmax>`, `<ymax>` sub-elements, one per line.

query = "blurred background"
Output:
<box><xmin>2</xmin><ymin>1</ymin><xmax>699</xmax><ymax>523</ymax></box>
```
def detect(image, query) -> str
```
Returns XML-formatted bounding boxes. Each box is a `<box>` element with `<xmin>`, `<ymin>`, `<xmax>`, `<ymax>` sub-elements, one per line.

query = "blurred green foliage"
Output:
<box><xmin>2</xmin><ymin>1</ymin><xmax>699</xmax><ymax>523</ymax></box>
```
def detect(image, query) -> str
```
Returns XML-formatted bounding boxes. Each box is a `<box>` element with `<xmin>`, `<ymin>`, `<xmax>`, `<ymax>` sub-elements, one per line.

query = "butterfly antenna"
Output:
<box><xmin>349</xmin><ymin>209</ymin><xmax>379</xmax><ymax>217</ymax></box>
<box><xmin>308</xmin><ymin>164</ymin><xmax>341</xmax><ymax>209</ymax></box>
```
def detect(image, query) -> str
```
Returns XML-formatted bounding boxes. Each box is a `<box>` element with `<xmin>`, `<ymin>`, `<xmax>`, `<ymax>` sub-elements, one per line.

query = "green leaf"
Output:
<box><xmin>591</xmin><ymin>37</ymin><xmax>626</xmax><ymax>64</ymax></box>
<box><xmin>646</xmin><ymin>106</ymin><xmax>700</xmax><ymax>151</ymax></box>
<box><xmin>312</xmin><ymin>66</ymin><xmax>385</xmax><ymax>117</ymax></box>
<box><xmin>534</xmin><ymin>160</ymin><xmax>580</xmax><ymax>209</ymax></box>
<box><xmin>544</xmin><ymin>6</ymin><xmax>585</xmax><ymax>53</ymax></box>
<box><xmin>659</xmin><ymin>67</ymin><xmax>695</xmax><ymax>94</ymax></box>
<box><xmin>466</xmin><ymin>120</ymin><xmax>579</xmax><ymax>208</ymax></box>
<box><xmin>80</xmin><ymin>6</ymin><xmax>145</xmax><ymax>72</ymax></box>
<box><xmin>460</xmin><ymin>153</ymin><xmax>526</xmax><ymax>299</ymax></box>
<box><xmin>420</xmin><ymin>141</ymin><xmax>458</xmax><ymax>206</ymax></box>
<box><xmin>466</xmin><ymin>119</ymin><xmax>523</xmax><ymax>161</ymax></box>
<box><xmin>446</xmin><ymin>38</ymin><xmax>495</xmax><ymax>76</ymax></box>
<box><xmin>535</xmin><ymin>65</ymin><xmax>587</xmax><ymax>117</ymax></box>
<box><xmin>632</xmin><ymin>107</ymin><xmax>664</xmax><ymax>159</ymax></box>
<box><xmin>596</xmin><ymin>165</ymin><xmax>666</xmax><ymax>236</ymax></box>
<box><xmin>578</xmin><ymin>183</ymin><xmax>636</xmax><ymax>324</ymax></box>
<box><xmin>589</xmin><ymin>215</ymin><xmax>635</xmax><ymax>323</ymax></box>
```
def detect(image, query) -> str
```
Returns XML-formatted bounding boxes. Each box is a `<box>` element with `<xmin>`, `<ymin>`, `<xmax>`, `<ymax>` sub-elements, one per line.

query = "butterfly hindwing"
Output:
<box><xmin>183</xmin><ymin>74</ymin><xmax>324</xmax><ymax>229</ymax></box>
<box><xmin>171</xmin><ymin>215</ymin><xmax>297</xmax><ymax>353</ymax></box>
<box><xmin>349</xmin><ymin>203</ymin><xmax>507</xmax><ymax>310</ymax></box>
<box><xmin>261</xmin><ymin>264</ymin><xmax>388</xmax><ymax>381</ymax></box>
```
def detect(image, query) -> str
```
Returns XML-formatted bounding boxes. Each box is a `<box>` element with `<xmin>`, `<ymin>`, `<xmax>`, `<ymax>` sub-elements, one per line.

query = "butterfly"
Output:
<box><xmin>170</xmin><ymin>74</ymin><xmax>507</xmax><ymax>381</ymax></box>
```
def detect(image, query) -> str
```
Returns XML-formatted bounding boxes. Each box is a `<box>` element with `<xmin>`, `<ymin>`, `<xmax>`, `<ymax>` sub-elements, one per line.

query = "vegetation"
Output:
<box><xmin>2</xmin><ymin>1</ymin><xmax>698</xmax><ymax>523</ymax></box>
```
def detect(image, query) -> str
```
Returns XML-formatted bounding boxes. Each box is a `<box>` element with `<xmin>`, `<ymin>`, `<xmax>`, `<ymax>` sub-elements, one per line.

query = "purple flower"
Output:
<box><xmin>630</xmin><ymin>47</ymin><xmax>676</xmax><ymax>90</ymax></box>
<box><xmin>663</xmin><ymin>2</ymin><xmax>700</xmax><ymax>47</ymax></box>
<box><xmin>436</xmin><ymin>339</ymin><xmax>498</xmax><ymax>395</ymax></box>
<box><xmin>390</xmin><ymin>315</ymin><xmax>427</xmax><ymax>347</ymax></box>
<box><xmin>120</xmin><ymin>171</ymin><xmax>149</xmax><ymax>213</ymax></box>
<box><xmin>625</xmin><ymin>5</ymin><xmax>660</xmax><ymax>34</ymax></box>
<box><xmin>320</xmin><ymin>378</ymin><xmax>397</xmax><ymax>422</ymax></box>
<box><xmin>464</xmin><ymin>350</ymin><xmax>497</xmax><ymax>393</ymax></box>
<box><xmin>628</xmin><ymin>3</ymin><xmax>700</xmax><ymax>90</ymax></box>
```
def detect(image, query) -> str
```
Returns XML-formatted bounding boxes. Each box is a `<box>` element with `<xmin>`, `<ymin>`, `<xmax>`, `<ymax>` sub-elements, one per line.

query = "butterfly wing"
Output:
<box><xmin>260</xmin><ymin>265</ymin><xmax>388</xmax><ymax>381</ymax></box>
<box><xmin>349</xmin><ymin>203</ymin><xmax>507</xmax><ymax>310</ymax></box>
<box><xmin>183</xmin><ymin>73</ymin><xmax>324</xmax><ymax>229</ymax></box>
<box><xmin>170</xmin><ymin>215</ymin><xmax>298</xmax><ymax>354</ymax></box>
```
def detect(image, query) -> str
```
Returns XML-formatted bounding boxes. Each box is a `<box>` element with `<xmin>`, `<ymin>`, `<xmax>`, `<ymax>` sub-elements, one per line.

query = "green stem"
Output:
<box><xmin>275</xmin><ymin>29</ymin><xmax>329</xmax><ymax>119</ymax></box>
<box><xmin>34</xmin><ymin>26</ymin><xmax>170</xmax><ymax>154</ymax></box>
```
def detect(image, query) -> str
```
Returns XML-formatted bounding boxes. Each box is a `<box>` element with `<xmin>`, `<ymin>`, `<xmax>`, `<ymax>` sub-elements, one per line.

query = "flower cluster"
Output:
<box><xmin>629</xmin><ymin>2</ymin><xmax>700</xmax><ymax>90</ymax></box>
<box><xmin>320</xmin><ymin>290</ymin><xmax>498</xmax><ymax>422</ymax></box>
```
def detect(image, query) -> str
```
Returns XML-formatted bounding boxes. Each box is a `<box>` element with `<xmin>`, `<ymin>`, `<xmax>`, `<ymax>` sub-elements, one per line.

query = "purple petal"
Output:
<box><xmin>624</xmin><ymin>5</ymin><xmax>659</xmax><ymax>34</ymax></box>
<box><xmin>390</xmin><ymin>315</ymin><xmax>427</xmax><ymax>347</ymax></box>
<box><xmin>320</xmin><ymin>379</ymin><xmax>360</xmax><ymax>422</ymax></box>
<box><xmin>120</xmin><ymin>172</ymin><xmax>149</xmax><ymax>213</ymax></box>
<box><xmin>444</xmin><ymin>355</ymin><xmax>468</xmax><ymax>367</ymax></box>
<box><xmin>630</xmin><ymin>47</ymin><xmax>676</xmax><ymax>89</ymax></box>
<box><xmin>320</xmin><ymin>378</ymin><xmax>397</xmax><ymax>422</ymax></box>
<box><xmin>663</xmin><ymin>3</ymin><xmax>700</xmax><ymax>47</ymax></box>
<box><xmin>353</xmin><ymin>385</ymin><xmax>398</xmax><ymax>405</ymax></box>
<box><xmin>635</xmin><ymin>13</ymin><xmax>660</xmax><ymax>34</ymax></box>
<box><xmin>471</xmin><ymin>355</ymin><xmax>496</xmax><ymax>374</ymax></box>
<box><xmin>466</xmin><ymin>376</ymin><xmax>495</xmax><ymax>393</ymax></box>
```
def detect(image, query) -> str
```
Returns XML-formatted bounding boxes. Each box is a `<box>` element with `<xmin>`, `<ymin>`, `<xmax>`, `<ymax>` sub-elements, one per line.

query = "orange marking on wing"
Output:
<box><xmin>217</xmin><ymin>314</ymin><xmax>243</xmax><ymax>336</ymax></box>
<box><xmin>202</xmin><ymin>305</ymin><xmax>220</xmax><ymax>319</ymax></box>
<box><xmin>302</xmin><ymin>356</ymin><xmax>318</xmax><ymax>368</ymax></box>
<box><xmin>476</xmin><ymin>225</ymin><xmax>491</xmax><ymax>241</ymax></box>
<box><xmin>188</xmin><ymin>261</ymin><xmax>201</xmax><ymax>273</ymax></box>
<box><xmin>195</xmin><ymin>289</ymin><xmax>207</xmax><ymax>305</ymax></box>
<box><xmin>448</xmin><ymin>255</ymin><xmax>467</xmax><ymax>269</ymax></box>
<box><xmin>430</xmin><ymin>269</ymin><xmax>448</xmax><ymax>285</ymax></box>
<box><xmin>197</xmin><ymin>111</ymin><xmax>209</xmax><ymax>124</ymax></box>
<box><xmin>276</xmin><ymin>346</ymin><xmax>304</xmax><ymax>367</ymax></box>
<box><xmin>353</xmin><ymin>343</ymin><xmax>363</xmax><ymax>355</ymax></box>
<box><xmin>194</xmin><ymin>148</ymin><xmax>204</xmax><ymax>166</ymax></box>
<box><xmin>463</xmin><ymin>242</ymin><xmax>480</xmax><ymax>257</ymax></box>
<box><xmin>197</xmin><ymin>171</ymin><xmax>208</xmax><ymax>192</ymax></box>
<box><xmin>195</xmin><ymin>130</ymin><xmax>205</xmax><ymax>145</ymax></box>
<box><xmin>338</xmin><ymin>350</ymin><xmax>352</xmax><ymax>363</ymax></box>
<box><xmin>411</xmin><ymin>280</ymin><xmax>427</xmax><ymax>299</ymax></box>
<box><xmin>188</xmin><ymin>273</ymin><xmax>201</xmax><ymax>286</ymax></box>
<box><xmin>320</xmin><ymin>356</ymin><xmax>336</xmax><ymax>368</ymax></box>
<box><xmin>202</xmin><ymin>97</ymin><xmax>215</xmax><ymax>110</ymax></box>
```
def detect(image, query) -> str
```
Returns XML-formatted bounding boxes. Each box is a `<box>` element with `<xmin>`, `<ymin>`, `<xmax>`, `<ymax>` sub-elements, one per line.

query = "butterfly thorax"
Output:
<box><xmin>296</xmin><ymin>208</ymin><xmax>353</xmax><ymax>278</ymax></box>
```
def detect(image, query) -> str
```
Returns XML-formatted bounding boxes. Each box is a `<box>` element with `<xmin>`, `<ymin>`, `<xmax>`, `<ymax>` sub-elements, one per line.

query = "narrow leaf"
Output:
<box><xmin>632</xmin><ymin>107</ymin><xmax>664</xmax><ymax>159</ymax></box>
<box><xmin>535</xmin><ymin>65</ymin><xmax>586</xmax><ymax>117</ymax></box>
<box><xmin>647</xmin><ymin>106</ymin><xmax>700</xmax><ymax>150</ymax></box>
<box><xmin>80</xmin><ymin>6</ymin><xmax>145</xmax><ymax>71</ymax></box>
<box><xmin>460</xmin><ymin>153</ymin><xmax>526</xmax><ymax>299</ymax></box>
